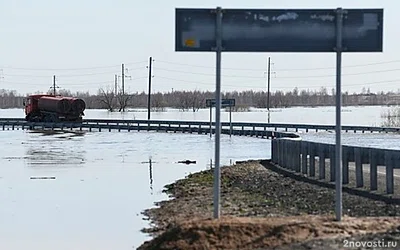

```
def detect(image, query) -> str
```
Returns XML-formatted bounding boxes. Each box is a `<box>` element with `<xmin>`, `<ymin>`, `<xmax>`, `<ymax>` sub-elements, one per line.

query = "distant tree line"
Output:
<box><xmin>1</xmin><ymin>86</ymin><xmax>400</xmax><ymax>111</ymax></box>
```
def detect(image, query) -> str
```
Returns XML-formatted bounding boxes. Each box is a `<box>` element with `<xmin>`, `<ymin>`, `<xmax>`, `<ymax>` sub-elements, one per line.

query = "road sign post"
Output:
<box><xmin>335</xmin><ymin>8</ymin><xmax>344</xmax><ymax>222</ymax></box>
<box><xmin>176</xmin><ymin>7</ymin><xmax>383</xmax><ymax>221</ymax></box>
<box><xmin>229</xmin><ymin>105</ymin><xmax>232</xmax><ymax>137</ymax></box>
<box><xmin>213</xmin><ymin>6</ymin><xmax>223</xmax><ymax>219</ymax></box>
<box><xmin>209</xmin><ymin>105</ymin><xmax>212</xmax><ymax>138</ymax></box>
<box><xmin>206</xmin><ymin>98</ymin><xmax>236</xmax><ymax>139</ymax></box>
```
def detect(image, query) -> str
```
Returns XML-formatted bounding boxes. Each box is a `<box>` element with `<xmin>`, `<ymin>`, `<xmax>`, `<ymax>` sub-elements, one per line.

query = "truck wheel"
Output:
<box><xmin>44</xmin><ymin>114</ymin><xmax>58</xmax><ymax>123</ymax></box>
<box><xmin>26</xmin><ymin>113</ymin><xmax>42</xmax><ymax>122</ymax></box>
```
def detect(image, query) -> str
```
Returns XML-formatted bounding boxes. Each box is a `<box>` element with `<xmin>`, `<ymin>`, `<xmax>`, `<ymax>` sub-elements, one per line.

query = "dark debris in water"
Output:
<box><xmin>30</xmin><ymin>176</ymin><xmax>56</xmax><ymax>180</ymax></box>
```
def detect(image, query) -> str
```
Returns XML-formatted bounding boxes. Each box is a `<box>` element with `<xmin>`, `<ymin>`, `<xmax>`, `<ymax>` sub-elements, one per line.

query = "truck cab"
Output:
<box><xmin>24</xmin><ymin>94</ymin><xmax>51</xmax><ymax>122</ymax></box>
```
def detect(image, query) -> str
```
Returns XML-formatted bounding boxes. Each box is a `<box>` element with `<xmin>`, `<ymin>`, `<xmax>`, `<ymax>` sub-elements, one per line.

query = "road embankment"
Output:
<box><xmin>138</xmin><ymin>160</ymin><xmax>400</xmax><ymax>250</ymax></box>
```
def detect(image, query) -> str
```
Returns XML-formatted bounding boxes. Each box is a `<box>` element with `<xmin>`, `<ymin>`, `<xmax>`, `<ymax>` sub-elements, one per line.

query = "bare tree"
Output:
<box><xmin>97</xmin><ymin>86</ymin><xmax>117</xmax><ymax>111</ymax></box>
<box><xmin>189</xmin><ymin>90</ymin><xmax>204</xmax><ymax>112</ymax></box>
<box><xmin>175</xmin><ymin>91</ymin><xmax>192</xmax><ymax>111</ymax></box>
<box><xmin>151</xmin><ymin>92</ymin><xmax>166</xmax><ymax>112</ymax></box>
<box><xmin>381</xmin><ymin>106</ymin><xmax>400</xmax><ymax>127</ymax></box>
<box><xmin>116</xmin><ymin>87</ymin><xmax>132</xmax><ymax>112</ymax></box>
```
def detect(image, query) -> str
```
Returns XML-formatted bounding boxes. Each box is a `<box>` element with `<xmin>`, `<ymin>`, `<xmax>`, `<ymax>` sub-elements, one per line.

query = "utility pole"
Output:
<box><xmin>53</xmin><ymin>75</ymin><xmax>56</xmax><ymax>95</ymax></box>
<box><xmin>114</xmin><ymin>74</ymin><xmax>118</xmax><ymax>96</ymax></box>
<box><xmin>267</xmin><ymin>57</ymin><xmax>271</xmax><ymax>111</ymax></box>
<box><xmin>122</xmin><ymin>64</ymin><xmax>125</xmax><ymax>96</ymax></box>
<box><xmin>121</xmin><ymin>64</ymin><xmax>125</xmax><ymax>112</ymax></box>
<box><xmin>118</xmin><ymin>65</ymin><xmax>131</xmax><ymax>112</ymax></box>
<box><xmin>50</xmin><ymin>75</ymin><xmax>59</xmax><ymax>95</ymax></box>
<box><xmin>265</xmin><ymin>57</ymin><xmax>272</xmax><ymax>123</ymax></box>
<box><xmin>147</xmin><ymin>56</ymin><xmax>153</xmax><ymax>120</ymax></box>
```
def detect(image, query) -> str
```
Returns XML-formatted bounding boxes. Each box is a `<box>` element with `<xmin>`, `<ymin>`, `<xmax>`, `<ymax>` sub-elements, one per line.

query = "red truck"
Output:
<box><xmin>24</xmin><ymin>94</ymin><xmax>85</xmax><ymax>122</ymax></box>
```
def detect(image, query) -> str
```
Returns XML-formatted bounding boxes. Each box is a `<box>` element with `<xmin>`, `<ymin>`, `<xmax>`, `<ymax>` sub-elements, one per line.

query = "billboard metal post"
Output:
<box><xmin>335</xmin><ymin>8</ymin><xmax>344</xmax><ymax>222</ymax></box>
<box><xmin>213</xmin><ymin>6</ymin><xmax>223</xmax><ymax>219</ymax></box>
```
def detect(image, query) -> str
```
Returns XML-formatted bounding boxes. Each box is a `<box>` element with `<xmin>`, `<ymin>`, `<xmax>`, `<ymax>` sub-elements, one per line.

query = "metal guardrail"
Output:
<box><xmin>0</xmin><ymin>120</ymin><xmax>297</xmax><ymax>139</ymax></box>
<box><xmin>0</xmin><ymin>117</ymin><xmax>399</xmax><ymax>133</ymax></box>
<box><xmin>271</xmin><ymin>138</ymin><xmax>400</xmax><ymax>195</ymax></box>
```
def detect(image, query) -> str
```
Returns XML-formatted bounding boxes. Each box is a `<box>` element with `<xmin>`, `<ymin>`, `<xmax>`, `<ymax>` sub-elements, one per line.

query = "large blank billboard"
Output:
<box><xmin>175</xmin><ymin>8</ymin><xmax>384</xmax><ymax>52</ymax></box>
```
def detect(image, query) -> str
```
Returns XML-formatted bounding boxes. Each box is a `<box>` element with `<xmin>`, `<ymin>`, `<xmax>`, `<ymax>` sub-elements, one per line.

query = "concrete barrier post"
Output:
<box><xmin>369</xmin><ymin>148</ymin><xmax>378</xmax><ymax>191</ymax></box>
<box><xmin>309</xmin><ymin>143</ymin><xmax>315</xmax><ymax>177</ymax></box>
<box><xmin>279</xmin><ymin>139</ymin><xmax>284</xmax><ymax>166</ymax></box>
<box><xmin>286</xmin><ymin>140</ymin><xmax>291</xmax><ymax>170</ymax></box>
<box><xmin>354</xmin><ymin>147</ymin><xmax>364</xmax><ymax>188</ymax></box>
<box><xmin>295</xmin><ymin>140</ymin><xmax>301</xmax><ymax>173</ymax></box>
<box><xmin>275</xmin><ymin>139</ymin><xmax>279</xmax><ymax>165</ymax></box>
<box><xmin>329</xmin><ymin>145</ymin><xmax>335</xmax><ymax>182</ymax></box>
<box><xmin>301</xmin><ymin>141</ymin><xmax>308</xmax><ymax>175</ymax></box>
<box><xmin>284</xmin><ymin>140</ymin><xmax>289</xmax><ymax>169</ymax></box>
<box><xmin>277</xmin><ymin>139</ymin><xmax>281</xmax><ymax>164</ymax></box>
<box><xmin>285</xmin><ymin>139</ymin><xmax>290</xmax><ymax>169</ymax></box>
<box><xmin>271</xmin><ymin>139</ymin><xmax>277</xmax><ymax>163</ymax></box>
<box><xmin>319</xmin><ymin>147</ymin><xmax>326</xmax><ymax>180</ymax></box>
<box><xmin>289</xmin><ymin>140</ymin><xmax>295</xmax><ymax>171</ymax></box>
<box><xmin>385</xmin><ymin>151</ymin><xmax>394</xmax><ymax>194</ymax></box>
<box><xmin>342</xmin><ymin>146</ymin><xmax>349</xmax><ymax>184</ymax></box>
<box><xmin>290</xmin><ymin>140</ymin><xmax>297</xmax><ymax>171</ymax></box>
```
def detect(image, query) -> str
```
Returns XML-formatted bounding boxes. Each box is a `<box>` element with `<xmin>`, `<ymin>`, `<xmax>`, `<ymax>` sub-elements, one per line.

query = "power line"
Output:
<box><xmin>3</xmin><ymin>58</ymin><xmax>399</xmax><ymax>74</ymax></box>
<box><xmin>0</xmin><ymin>60</ymin><xmax>147</xmax><ymax>71</ymax></box>
<box><xmin>156</xmin><ymin>59</ymin><xmax>400</xmax><ymax>72</ymax></box>
<box><xmin>154</xmin><ymin>67</ymin><xmax>400</xmax><ymax>79</ymax></box>
<box><xmin>2</xmin><ymin>74</ymin><xmax>50</xmax><ymax>78</ymax></box>
<box><xmin>276</xmin><ymin>68</ymin><xmax>400</xmax><ymax>79</ymax></box>
<box><xmin>2</xmin><ymin>58</ymin><xmax>400</xmax><ymax>72</ymax></box>
<box><xmin>0</xmin><ymin>67</ymin><xmax>145</xmax><ymax>78</ymax></box>
<box><xmin>0</xmin><ymin>77</ymin><xmax>147</xmax><ymax>86</ymax></box>
<box><xmin>274</xmin><ymin>60</ymin><xmax>400</xmax><ymax>71</ymax></box>
<box><xmin>61</xmin><ymin>76</ymin><xmax>147</xmax><ymax>86</ymax></box>
<box><xmin>1</xmin><ymin>80</ymin><xmax>112</xmax><ymax>86</ymax></box>
<box><xmin>60</xmin><ymin>71</ymin><xmax>118</xmax><ymax>77</ymax></box>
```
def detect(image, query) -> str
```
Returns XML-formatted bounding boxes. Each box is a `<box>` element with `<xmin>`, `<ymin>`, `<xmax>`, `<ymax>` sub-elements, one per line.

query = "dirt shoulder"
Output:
<box><xmin>138</xmin><ymin>160</ymin><xmax>400</xmax><ymax>250</ymax></box>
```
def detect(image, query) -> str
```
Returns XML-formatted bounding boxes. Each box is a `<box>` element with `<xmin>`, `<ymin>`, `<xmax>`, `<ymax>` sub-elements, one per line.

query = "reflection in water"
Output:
<box><xmin>29</xmin><ymin>129</ymin><xmax>86</xmax><ymax>137</ymax></box>
<box><xmin>149</xmin><ymin>159</ymin><xmax>153</xmax><ymax>195</ymax></box>
<box><xmin>208</xmin><ymin>159</ymin><xmax>214</xmax><ymax>169</ymax></box>
<box><xmin>141</xmin><ymin>157</ymin><xmax>154</xmax><ymax>195</ymax></box>
<box><xmin>24</xmin><ymin>130</ymin><xmax>87</xmax><ymax>167</ymax></box>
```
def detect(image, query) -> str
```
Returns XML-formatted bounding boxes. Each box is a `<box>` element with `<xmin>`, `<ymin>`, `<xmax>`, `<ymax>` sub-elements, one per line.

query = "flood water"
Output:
<box><xmin>0</xmin><ymin>105</ymin><xmax>391</xmax><ymax>126</ymax></box>
<box><xmin>0</xmin><ymin>105</ymin><xmax>398</xmax><ymax>249</ymax></box>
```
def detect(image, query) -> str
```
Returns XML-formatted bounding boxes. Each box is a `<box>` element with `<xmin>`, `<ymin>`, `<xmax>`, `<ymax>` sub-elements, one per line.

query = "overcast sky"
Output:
<box><xmin>0</xmin><ymin>0</ymin><xmax>397</xmax><ymax>95</ymax></box>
